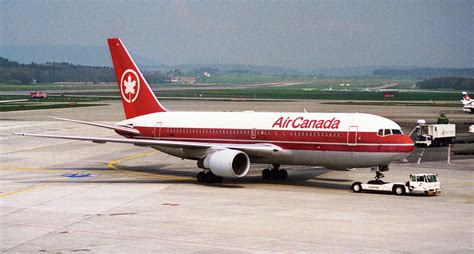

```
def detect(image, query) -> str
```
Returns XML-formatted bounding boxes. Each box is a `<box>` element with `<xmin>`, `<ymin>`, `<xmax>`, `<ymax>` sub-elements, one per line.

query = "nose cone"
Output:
<box><xmin>402</xmin><ymin>134</ymin><xmax>415</xmax><ymax>153</ymax></box>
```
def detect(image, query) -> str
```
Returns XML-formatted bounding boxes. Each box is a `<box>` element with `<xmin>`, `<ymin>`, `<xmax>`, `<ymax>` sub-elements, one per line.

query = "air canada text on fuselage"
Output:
<box><xmin>271</xmin><ymin>116</ymin><xmax>341</xmax><ymax>129</ymax></box>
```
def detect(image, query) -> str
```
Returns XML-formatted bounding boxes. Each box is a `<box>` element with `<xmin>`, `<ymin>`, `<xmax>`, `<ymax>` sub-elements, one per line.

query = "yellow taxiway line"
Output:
<box><xmin>0</xmin><ymin>183</ymin><xmax>49</xmax><ymax>198</ymax></box>
<box><xmin>106</xmin><ymin>150</ymin><xmax>192</xmax><ymax>181</ymax></box>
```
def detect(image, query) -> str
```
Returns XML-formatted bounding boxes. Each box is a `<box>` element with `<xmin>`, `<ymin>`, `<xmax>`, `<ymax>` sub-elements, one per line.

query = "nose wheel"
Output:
<box><xmin>262</xmin><ymin>164</ymin><xmax>288</xmax><ymax>180</ymax></box>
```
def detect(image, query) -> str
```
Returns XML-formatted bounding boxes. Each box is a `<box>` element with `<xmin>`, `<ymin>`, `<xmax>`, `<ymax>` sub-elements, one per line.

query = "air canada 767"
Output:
<box><xmin>16</xmin><ymin>38</ymin><xmax>414</xmax><ymax>184</ymax></box>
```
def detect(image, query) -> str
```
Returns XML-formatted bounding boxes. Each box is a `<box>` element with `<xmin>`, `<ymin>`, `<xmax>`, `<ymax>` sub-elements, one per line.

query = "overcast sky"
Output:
<box><xmin>1</xmin><ymin>0</ymin><xmax>472</xmax><ymax>70</ymax></box>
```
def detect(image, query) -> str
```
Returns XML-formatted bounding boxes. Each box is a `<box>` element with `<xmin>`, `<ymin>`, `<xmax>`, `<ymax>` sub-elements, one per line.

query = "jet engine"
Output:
<box><xmin>198</xmin><ymin>149</ymin><xmax>250</xmax><ymax>178</ymax></box>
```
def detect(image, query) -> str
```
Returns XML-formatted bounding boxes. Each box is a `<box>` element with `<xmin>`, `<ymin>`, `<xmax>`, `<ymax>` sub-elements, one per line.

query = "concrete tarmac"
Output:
<box><xmin>1</xmin><ymin>100</ymin><xmax>473</xmax><ymax>253</ymax></box>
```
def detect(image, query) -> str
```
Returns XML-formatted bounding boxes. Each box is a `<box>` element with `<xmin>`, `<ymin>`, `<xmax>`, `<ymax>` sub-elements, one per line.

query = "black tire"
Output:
<box><xmin>215</xmin><ymin>176</ymin><xmax>224</xmax><ymax>183</ymax></box>
<box><xmin>393</xmin><ymin>185</ymin><xmax>405</xmax><ymax>195</ymax></box>
<box><xmin>270</xmin><ymin>169</ymin><xmax>279</xmax><ymax>180</ymax></box>
<box><xmin>197</xmin><ymin>172</ymin><xmax>205</xmax><ymax>183</ymax></box>
<box><xmin>205</xmin><ymin>172</ymin><xmax>216</xmax><ymax>183</ymax></box>
<box><xmin>262</xmin><ymin>168</ymin><xmax>270</xmax><ymax>180</ymax></box>
<box><xmin>351</xmin><ymin>182</ymin><xmax>362</xmax><ymax>193</ymax></box>
<box><xmin>278</xmin><ymin>169</ymin><xmax>288</xmax><ymax>180</ymax></box>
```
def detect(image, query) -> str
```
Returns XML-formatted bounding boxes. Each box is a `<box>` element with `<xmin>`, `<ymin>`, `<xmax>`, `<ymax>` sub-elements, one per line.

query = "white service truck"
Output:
<box><xmin>351</xmin><ymin>173</ymin><xmax>441</xmax><ymax>195</ymax></box>
<box><xmin>414</xmin><ymin>120</ymin><xmax>456</xmax><ymax>147</ymax></box>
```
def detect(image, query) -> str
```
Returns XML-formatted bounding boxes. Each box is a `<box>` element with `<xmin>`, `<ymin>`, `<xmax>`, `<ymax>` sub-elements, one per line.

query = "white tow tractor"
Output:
<box><xmin>351</xmin><ymin>173</ymin><xmax>441</xmax><ymax>196</ymax></box>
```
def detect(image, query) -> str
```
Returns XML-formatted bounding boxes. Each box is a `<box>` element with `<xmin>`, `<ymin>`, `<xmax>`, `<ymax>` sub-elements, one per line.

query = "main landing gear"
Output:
<box><xmin>262</xmin><ymin>164</ymin><xmax>288</xmax><ymax>180</ymax></box>
<box><xmin>371</xmin><ymin>165</ymin><xmax>389</xmax><ymax>184</ymax></box>
<box><xmin>197</xmin><ymin>171</ymin><xmax>223</xmax><ymax>184</ymax></box>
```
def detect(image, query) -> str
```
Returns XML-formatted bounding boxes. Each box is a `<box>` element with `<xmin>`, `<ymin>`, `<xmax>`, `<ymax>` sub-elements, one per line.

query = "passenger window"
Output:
<box><xmin>411</xmin><ymin>175</ymin><xmax>416</xmax><ymax>181</ymax></box>
<box><xmin>384</xmin><ymin>129</ymin><xmax>392</xmax><ymax>136</ymax></box>
<box><xmin>416</xmin><ymin>176</ymin><xmax>425</xmax><ymax>182</ymax></box>
<box><xmin>378</xmin><ymin>129</ymin><xmax>384</xmax><ymax>136</ymax></box>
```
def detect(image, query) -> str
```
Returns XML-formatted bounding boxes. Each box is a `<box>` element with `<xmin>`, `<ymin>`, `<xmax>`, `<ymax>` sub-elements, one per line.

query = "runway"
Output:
<box><xmin>1</xmin><ymin>100</ymin><xmax>473</xmax><ymax>252</ymax></box>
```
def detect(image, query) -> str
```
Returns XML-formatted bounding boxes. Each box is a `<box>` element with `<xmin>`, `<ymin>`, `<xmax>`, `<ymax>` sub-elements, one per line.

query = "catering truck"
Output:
<box><xmin>414</xmin><ymin>120</ymin><xmax>455</xmax><ymax>147</ymax></box>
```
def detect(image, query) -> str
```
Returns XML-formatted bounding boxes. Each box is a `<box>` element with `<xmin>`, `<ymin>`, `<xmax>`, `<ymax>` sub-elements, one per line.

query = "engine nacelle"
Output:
<box><xmin>198</xmin><ymin>149</ymin><xmax>250</xmax><ymax>178</ymax></box>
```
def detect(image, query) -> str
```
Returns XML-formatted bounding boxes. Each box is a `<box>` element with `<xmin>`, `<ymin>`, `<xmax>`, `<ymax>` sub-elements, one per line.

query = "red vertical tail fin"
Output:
<box><xmin>107</xmin><ymin>38</ymin><xmax>167</xmax><ymax>119</ymax></box>
<box><xmin>463</xmin><ymin>91</ymin><xmax>471</xmax><ymax>101</ymax></box>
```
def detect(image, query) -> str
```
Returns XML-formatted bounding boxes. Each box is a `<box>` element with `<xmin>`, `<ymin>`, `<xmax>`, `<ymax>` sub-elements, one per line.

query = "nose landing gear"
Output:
<box><xmin>262</xmin><ymin>164</ymin><xmax>288</xmax><ymax>180</ymax></box>
<box><xmin>372</xmin><ymin>165</ymin><xmax>389</xmax><ymax>183</ymax></box>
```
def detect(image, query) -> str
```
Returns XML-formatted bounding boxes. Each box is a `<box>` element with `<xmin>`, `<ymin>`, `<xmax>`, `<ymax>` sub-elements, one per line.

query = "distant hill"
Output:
<box><xmin>0</xmin><ymin>57</ymin><xmax>166</xmax><ymax>84</ymax></box>
<box><xmin>416</xmin><ymin>77</ymin><xmax>474</xmax><ymax>90</ymax></box>
<box><xmin>175</xmin><ymin>64</ymin><xmax>301</xmax><ymax>76</ymax></box>
<box><xmin>373</xmin><ymin>68</ymin><xmax>474</xmax><ymax>78</ymax></box>
<box><xmin>0</xmin><ymin>45</ymin><xmax>165</xmax><ymax>69</ymax></box>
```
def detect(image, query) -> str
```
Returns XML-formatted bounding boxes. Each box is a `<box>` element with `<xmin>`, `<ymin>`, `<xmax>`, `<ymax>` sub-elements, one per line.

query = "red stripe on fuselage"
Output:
<box><xmin>117</xmin><ymin>126</ymin><xmax>414</xmax><ymax>153</ymax></box>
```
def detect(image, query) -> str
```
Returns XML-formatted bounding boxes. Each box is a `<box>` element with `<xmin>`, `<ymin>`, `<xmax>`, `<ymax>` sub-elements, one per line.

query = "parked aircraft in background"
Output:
<box><xmin>461</xmin><ymin>91</ymin><xmax>473</xmax><ymax>113</ymax></box>
<box><xmin>16</xmin><ymin>38</ymin><xmax>414</xmax><ymax>183</ymax></box>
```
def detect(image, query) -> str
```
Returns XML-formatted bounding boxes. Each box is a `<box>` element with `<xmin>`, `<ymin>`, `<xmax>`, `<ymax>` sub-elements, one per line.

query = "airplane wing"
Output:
<box><xmin>15</xmin><ymin>132</ymin><xmax>282</xmax><ymax>158</ymax></box>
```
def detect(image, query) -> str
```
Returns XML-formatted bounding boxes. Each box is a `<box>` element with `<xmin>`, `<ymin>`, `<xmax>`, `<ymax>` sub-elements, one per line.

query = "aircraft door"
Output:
<box><xmin>347</xmin><ymin>126</ymin><xmax>358</xmax><ymax>146</ymax></box>
<box><xmin>251</xmin><ymin>128</ymin><xmax>257</xmax><ymax>140</ymax></box>
<box><xmin>154</xmin><ymin>122</ymin><xmax>163</xmax><ymax>138</ymax></box>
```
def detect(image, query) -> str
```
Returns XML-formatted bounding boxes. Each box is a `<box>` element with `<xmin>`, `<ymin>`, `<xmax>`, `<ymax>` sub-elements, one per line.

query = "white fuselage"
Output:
<box><xmin>118</xmin><ymin>111</ymin><xmax>414</xmax><ymax>169</ymax></box>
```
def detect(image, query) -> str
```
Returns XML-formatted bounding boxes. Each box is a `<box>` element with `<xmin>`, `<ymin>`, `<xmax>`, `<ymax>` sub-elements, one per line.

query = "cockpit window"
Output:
<box><xmin>392</xmin><ymin>129</ymin><xmax>403</xmax><ymax>135</ymax></box>
<box><xmin>379</xmin><ymin>129</ymin><xmax>402</xmax><ymax>136</ymax></box>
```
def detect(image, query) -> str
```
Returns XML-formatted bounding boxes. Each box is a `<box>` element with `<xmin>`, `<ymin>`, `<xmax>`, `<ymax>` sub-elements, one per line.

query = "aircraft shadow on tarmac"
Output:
<box><xmin>46</xmin><ymin>164</ymin><xmax>355</xmax><ymax>191</ymax></box>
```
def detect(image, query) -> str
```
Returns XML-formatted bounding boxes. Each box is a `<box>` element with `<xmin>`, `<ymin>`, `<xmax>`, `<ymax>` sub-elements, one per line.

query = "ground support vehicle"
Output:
<box><xmin>414</xmin><ymin>122</ymin><xmax>455</xmax><ymax>147</ymax></box>
<box><xmin>351</xmin><ymin>173</ymin><xmax>441</xmax><ymax>195</ymax></box>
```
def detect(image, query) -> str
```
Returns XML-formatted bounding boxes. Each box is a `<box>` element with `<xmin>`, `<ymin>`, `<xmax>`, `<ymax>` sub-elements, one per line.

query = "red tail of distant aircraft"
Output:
<box><xmin>461</xmin><ymin>91</ymin><xmax>473</xmax><ymax>113</ymax></box>
<box><xmin>16</xmin><ymin>38</ymin><xmax>414</xmax><ymax>183</ymax></box>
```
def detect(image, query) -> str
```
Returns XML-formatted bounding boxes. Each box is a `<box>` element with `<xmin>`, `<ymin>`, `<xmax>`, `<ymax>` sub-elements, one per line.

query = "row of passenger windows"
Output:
<box><xmin>168</xmin><ymin>128</ymin><xmax>251</xmax><ymax>135</ymax></box>
<box><xmin>378</xmin><ymin>129</ymin><xmax>403</xmax><ymax>136</ymax></box>
<box><xmin>166</xmin><ymin>128</ymin><xmax>342</xmax><ymax>137</ymax></box>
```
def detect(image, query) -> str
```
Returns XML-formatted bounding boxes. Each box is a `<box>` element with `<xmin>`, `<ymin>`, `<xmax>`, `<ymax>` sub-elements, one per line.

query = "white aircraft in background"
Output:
<box><xmin>16</xmin><ymin>38</ymin><xmax>414</xmax><ymax>183</ymax></box>
<box><xmin>461</xmin><ymin>91</ymin><xmax>473</xmax><ymax>113</ymax></box>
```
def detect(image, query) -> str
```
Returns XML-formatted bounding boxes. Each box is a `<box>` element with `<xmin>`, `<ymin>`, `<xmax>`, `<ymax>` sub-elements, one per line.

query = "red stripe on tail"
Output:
<box><xmin>463</xmin><ymin>92</ymin><xmax>471</xmax><ymax>101</ymax></box>
<box><xmin>108</xmin><ymin>38</ymin><xmax>167</xmax><ymax>119</ymax></box>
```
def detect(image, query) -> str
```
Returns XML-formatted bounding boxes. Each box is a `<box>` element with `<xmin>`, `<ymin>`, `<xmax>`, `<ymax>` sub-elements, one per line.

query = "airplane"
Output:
<box><xmin>16</xmin><ymin>38</ymin><xmax>414</xmax><ymax>183</ymax></box>
<box><xmin>461</xmin><ymin>91</ymin><xmax>473</xmax><ymax>114</ymax></box>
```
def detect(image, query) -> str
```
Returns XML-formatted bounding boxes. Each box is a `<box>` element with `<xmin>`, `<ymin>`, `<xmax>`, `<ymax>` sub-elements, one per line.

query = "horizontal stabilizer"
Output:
<box><xmin>50</xmin><ymin>116</ymin><xmax>140</xmax><ymax>136</ymax></box>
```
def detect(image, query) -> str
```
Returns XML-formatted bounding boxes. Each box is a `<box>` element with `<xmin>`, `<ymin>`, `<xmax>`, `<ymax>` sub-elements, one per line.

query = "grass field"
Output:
<box><xmin>59</xmin><ymin>88</ymin><xmax>461</xmax><ymax>102</ymax></box>
<box><xmin>0</xmin><ymin>76</ymin><xmax>463</xmax><ymax>109</ymax></box>
<box><xmin>0</xmin><ymin>102</ymin><xmax>105</xmax><ymax>112</ymax></box>
<box><xmin>197</xmin><ymin>73</ymin><xmax>303</xmax><ymax>84</ymax></box>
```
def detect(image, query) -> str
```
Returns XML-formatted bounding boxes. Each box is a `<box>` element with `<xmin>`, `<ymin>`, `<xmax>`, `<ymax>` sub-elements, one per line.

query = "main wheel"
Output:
<box><xmin>278</xmin><ymin>169</ymin><xmax>288</xmax><ymax>180</ymax></box>
<box><xmin>270</xmin><ymin>168</ymin><xmax>279</xmax><ymax>180</ymax></box>
<box><xmin>205</xmin><ymin>172</ymin><xmax>216</xmax><ymax>183</ymax></box>
<box><xmin>351</xmin><ymin>182</ymin><xmax>362</xmax><ymax>193</ymax></box>
<box><xmin>262</xmin><ymin>168</ymin><xmax>271</xmax><ymax>180</ymax></box>
<box><xmin>215</xmin><ymin>176</ymin><xmax>224</xmax><ymax>183</ymax></box>
<box><xmin>393</xmin><ymin>185</ymin><xmax>405</xmax><ymax>195</ymax></box>
<box><xmin>197</xmin><ymin>172</ymin><xmax>205</xmax><ymax>183</ymax></box>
